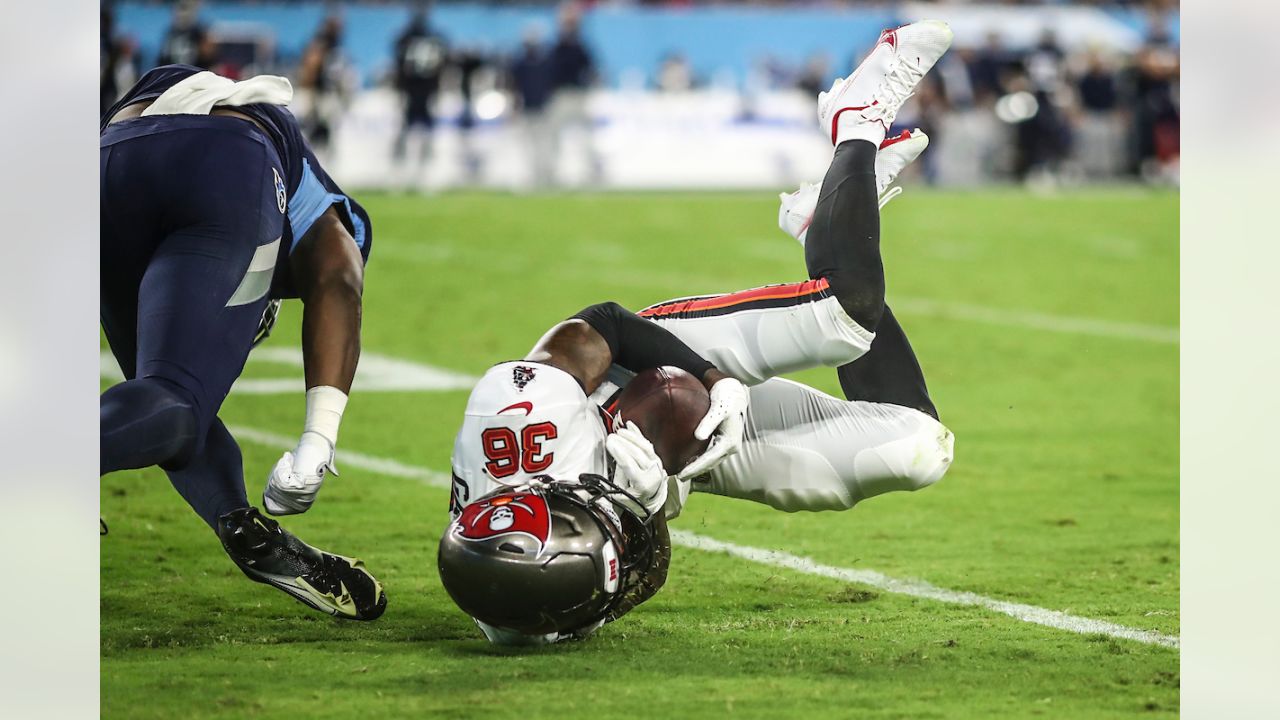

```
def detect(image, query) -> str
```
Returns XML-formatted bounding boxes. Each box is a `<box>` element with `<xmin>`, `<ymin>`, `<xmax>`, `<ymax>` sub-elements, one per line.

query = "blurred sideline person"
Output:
<box><xmin>392</xmin><ymin>4</ymin><xmax>449</xmax><ymax>188</ymax></box>
<box><xmin>156</xmin><ymin>0</ymin><xmax>215</xmax><ymax>69</ymax></box>
<box><xmin>503</xmin><ymin>5</ymin><xmax>598</xmax><ymax>190</ymax></box>
<box><xmin>100</xmin><ymin>65</ymin><xmax>385</xmax><ymax>621</ymax></box>
<box><xmin>445</xmin><ymin>22</ymin><xmax>957</xmax><ymax>644</ymax></box>
<box><xmin>295</xmin><ymin>14</ymin><xmax>353</xmax><ymax>154</ymax></box>
<box><xmin>101</xmin><ymin>4</ymin><xmax>139</xmax><ymax>114</ymax></box>
<box><xmin>511</xmin><ymin>25</ymin><xmax>556</xmax><ymax>188</ymax></box>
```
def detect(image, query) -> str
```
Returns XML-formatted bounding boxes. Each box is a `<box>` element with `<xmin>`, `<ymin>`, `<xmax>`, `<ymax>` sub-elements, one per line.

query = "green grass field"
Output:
<box><xmin>101</xmin><ymin>189</ymin><xmax>1178</xmax><ymax>719</ymax></box>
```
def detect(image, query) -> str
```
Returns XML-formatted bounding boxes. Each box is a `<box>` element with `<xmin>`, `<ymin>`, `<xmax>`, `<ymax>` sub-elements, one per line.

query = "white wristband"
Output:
<box><xmin>303</xmin><ymin>385</ymin><xmax>348</xmax><ymax>447</ymax></box>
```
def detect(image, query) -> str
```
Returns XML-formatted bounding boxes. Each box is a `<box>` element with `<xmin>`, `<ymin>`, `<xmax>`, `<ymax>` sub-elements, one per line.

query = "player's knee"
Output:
<box><xmin>810</xmin><ymin>296</ymin><xmax>876</xmax><ymax>367</ymax></box>
<box><xmin>135</xmin><ymin>378</ymin><xmax>204</xmax><ymax>466</ymax></box>
<box><xmin>100</xmin><ymin>377</ymin><xmax>203</xmax><ymax>469</ymax></box>
<box><xmin>852</xmin><ymin>417</ymin><xmax>955</xmax><ymax>499</ymax></box>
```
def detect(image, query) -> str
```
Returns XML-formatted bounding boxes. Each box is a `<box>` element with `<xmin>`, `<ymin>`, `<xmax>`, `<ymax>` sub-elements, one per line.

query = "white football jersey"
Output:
<box><xmin>450</xmin><ymin>361</ymin><xmax>609</xmax><ymax>517</ymax></box>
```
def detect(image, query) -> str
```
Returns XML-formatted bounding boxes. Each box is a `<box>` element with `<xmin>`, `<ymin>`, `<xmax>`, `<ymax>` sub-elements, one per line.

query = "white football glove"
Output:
<box><xmin>605</xmin><ymin>421</ymin><xmax>669</xmax><ymax>515</ymax></box>
<box><xmin>263</xmin><ymin>431</ymin><xmax>337</xmax><ymax>516</ymax></box>
<box><xmin>677</xmin><ymin>377</ymin><xmax>749</xmax><ymax>480</ymax></box>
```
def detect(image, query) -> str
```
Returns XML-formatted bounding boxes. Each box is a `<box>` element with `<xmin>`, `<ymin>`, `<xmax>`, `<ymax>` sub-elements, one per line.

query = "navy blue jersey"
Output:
<box><xmin>101</xmin><ymin>64</ymin><xmax>372</xmax><ymax>299</ymax></box>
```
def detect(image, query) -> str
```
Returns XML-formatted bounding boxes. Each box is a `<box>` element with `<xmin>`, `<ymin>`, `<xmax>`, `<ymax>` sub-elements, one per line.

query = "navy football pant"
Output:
<box><xmin>100</xmin><ymin>115</ymin><xmax>285</xmax><ymax>529</ymax></box>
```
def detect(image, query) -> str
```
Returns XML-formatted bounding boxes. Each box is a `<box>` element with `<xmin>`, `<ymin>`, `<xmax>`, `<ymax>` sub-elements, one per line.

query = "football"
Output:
<box><xmin>611</xmin><ymin>366</ymin><xmax>712</xmax><ymax>475</ymax></box>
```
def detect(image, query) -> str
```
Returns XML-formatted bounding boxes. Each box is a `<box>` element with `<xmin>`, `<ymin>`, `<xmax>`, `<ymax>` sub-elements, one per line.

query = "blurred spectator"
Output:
<box><xmin>1131</xmin><ymin>25</ymin><xmax>1179</xmax><ymax>180</ymax></box>
<box><xmin>795</xmin><ymin>53</ymin><xmax>830</xmax><ymax>99</ymax></box>
<box><xmin>548</xmin><ymin>7</ymin><xmax>594</xmax><ymax>95</ymax></box>
<box><xmin>544</xmin><ymin>5</ymin><xmax>601</xmax><ymax>187</ymax></box>
<box><xmin>1077</xmin><ymin>51</ymin><xmax>1118</xmax><ymax>112</ymax></box>
<box><xmin>1072</xmin><ymin>50</ymin><xmax>1124</xmax><ymax>179</ymax></box>
<box><xmin>156</xmin><ymin>0</ymin><xmax>215</xmax><ymax>69</ymax></box>
<box><xmin>393</xmin><ymin>5</ymin><xmax>449</xmax><ymax>175</ymax></box>
<box><xmin>967</xmin><ymin>32</ymin><xmax>1010</xmax><ymax>105</ymax></box>
<box><xmin>295</xmin><ymin>14</ymin><xmax>354</xmax><ymax>153</ymax></box>
<box><xmin>101</xmin><ymin>5</ymin><xmax>138</xmax><ymax>115</ymax></box>
<box><xmin>1012</xmin><ymin>31</ymin><xmax>1072</xmax><ymax>184</ymax></box>
<box><xmin>656</xmin><ymin>53</ymin><xmax>695</xmax><ymax>92</ymax></box>
<box><xmin>511</xmin><ymin>26</ymin><xmax>556</xmax><ymax>188</ymax></box>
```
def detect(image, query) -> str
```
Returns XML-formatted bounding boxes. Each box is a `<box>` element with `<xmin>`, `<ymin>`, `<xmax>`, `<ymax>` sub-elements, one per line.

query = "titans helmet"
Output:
<box><xmin>437</xmin><ymin>474</ymin><xmax>656</xmax><ymax>637</ymax></box>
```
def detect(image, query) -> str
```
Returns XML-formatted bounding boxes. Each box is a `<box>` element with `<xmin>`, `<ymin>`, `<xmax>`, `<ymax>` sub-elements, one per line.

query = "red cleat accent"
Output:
<box><xmin>879</xmin><ymin>129</ymin><xmax>914</xmax><ymax>149</ymax></box>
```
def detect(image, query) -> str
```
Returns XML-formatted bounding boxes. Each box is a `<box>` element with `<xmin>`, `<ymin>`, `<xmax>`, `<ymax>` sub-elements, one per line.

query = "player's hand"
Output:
<box><xmin>606</xmin><ymin>421</ymin><xmax>669</xmax><ymax>515</ymax></box>
<box><xmin>678</xmin><ymin>377</ymin><xmax>749</xmax><ymax>480</ymax></box>
<box><xmin>263</xmin><ymin>432</ymin><xmax>338</xmax><ymax>516</ymax></box>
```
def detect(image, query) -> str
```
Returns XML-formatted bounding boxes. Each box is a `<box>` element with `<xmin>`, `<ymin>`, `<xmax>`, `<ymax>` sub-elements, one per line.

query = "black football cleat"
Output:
<box><xmin>217</xmin><ymin>507</ymin><xmax>387</xmax><ymax>621</ymax></box>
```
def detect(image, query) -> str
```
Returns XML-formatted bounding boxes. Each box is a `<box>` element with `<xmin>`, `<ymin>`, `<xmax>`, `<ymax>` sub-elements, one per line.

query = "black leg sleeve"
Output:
<box><xmin>804</xmin><ymin>139</ymin><xmax>885</xmax><ymax>332</ymax></box>
<box><xmin>837</xmin><ymin>305</ymin><xmax>938</xmax><ymax>420</ymax></box>
<box><xmin>572</xmin><ymin>302</ymin><xmax>715</xmax><ymax>379</ymax></box>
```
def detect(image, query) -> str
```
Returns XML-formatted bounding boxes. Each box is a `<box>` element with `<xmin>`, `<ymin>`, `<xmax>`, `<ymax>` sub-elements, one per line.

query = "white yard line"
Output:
<box><xmin>892</xmin><ymin>297</ymin><xmax>1179</xmax><ymax>344</ymax></box>
<box><xmin>101</xmin><ymin>349</ymin><xmax>476</xmax><ymax>395</ymax></box>
<box><xmin>671</xmin><ymin>531</ymin><xmax>1179</xmax><ymax>649</ymax></box>
<box><xmin>229</xmin><ymin>424</ymin><xmax>1179</xmax><ymax>650</ymax></box>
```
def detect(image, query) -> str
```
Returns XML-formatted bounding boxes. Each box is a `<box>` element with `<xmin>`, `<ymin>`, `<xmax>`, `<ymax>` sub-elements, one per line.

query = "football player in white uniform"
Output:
<box><xmin>447</xmin><ymin>20</ymin><xmax>956</xmax><ymax>642</ymax></box>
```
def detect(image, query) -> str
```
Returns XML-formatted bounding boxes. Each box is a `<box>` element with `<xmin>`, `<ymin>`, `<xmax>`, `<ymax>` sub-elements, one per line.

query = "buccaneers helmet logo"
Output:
<box><xmin>453</xmin><ymin>492</ymin><xmax>552</xmax><ymax>555</ymax></box>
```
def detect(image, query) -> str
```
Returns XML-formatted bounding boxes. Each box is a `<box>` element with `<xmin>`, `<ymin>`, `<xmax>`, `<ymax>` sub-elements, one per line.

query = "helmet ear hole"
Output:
<box><xmin>498</xmin><ymin>542</ymin><xmax>525</xmax><ymax>555</ymax></box>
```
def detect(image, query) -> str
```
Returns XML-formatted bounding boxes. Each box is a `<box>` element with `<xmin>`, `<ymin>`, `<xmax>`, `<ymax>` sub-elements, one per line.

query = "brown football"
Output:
<box><xmin>610</xmin><ymin>366</ymin><xmax>712</xmax><ymax>475</ymax></box>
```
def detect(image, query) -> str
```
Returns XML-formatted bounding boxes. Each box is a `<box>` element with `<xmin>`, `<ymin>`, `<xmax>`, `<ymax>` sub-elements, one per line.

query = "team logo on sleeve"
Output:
<box><xmin>512</xmin><ymin>365</ymin><xmax>537</xmax><ymax>391</ymax></box>
<box><xmin>453</xmin><ymin>491</ymin><xmax>552</xmax><ymax>555</ymax></box>
<box><xmin>272</xmin><ymin>167</ymin><xmax>287</xmax><ymax>214</ymax></box>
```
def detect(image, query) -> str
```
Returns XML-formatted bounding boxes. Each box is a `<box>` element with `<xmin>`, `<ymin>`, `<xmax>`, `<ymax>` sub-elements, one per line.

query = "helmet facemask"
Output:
<box><xmin>437</xmin><ymin>473</ymin><xmax>660</xmax><ymax>638</ymax></box>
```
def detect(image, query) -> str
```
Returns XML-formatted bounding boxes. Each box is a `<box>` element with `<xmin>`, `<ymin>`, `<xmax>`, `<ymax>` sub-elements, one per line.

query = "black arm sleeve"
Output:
<box><xmin>572</xmin><ymin>302</ymin><xmax>715</xmax><ymax>379</ymax></box>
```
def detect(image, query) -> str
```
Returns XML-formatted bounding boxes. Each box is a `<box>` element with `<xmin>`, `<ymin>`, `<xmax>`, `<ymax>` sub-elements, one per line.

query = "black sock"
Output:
<box><xmin>804</xmin><ymin>139</ymin><xmax>885</xmax><ymax>332</ymax></box>
<box><xmin>837</xmin><ymin>306</ymin><xmax>938</xmax><ymax>419</ymax></box>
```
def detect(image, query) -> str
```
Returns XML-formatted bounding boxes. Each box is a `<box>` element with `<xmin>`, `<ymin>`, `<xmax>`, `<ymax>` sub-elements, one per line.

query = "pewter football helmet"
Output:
<box><xmin>437</xmin><ymin>474</ymin><xmax>655</xmax><ymax>637</ymax></box>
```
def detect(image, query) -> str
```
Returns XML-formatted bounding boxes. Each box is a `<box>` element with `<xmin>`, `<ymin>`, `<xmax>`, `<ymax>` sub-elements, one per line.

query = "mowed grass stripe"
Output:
<box><xmin>892</xmin><ymin>297</ymin><xmax>1179</xmax><ymax>344</ymax></box>
<box><xmin>229</xmin><ymin>424</ymin><xmax>1179</xmax><ymax>651</ymax></box>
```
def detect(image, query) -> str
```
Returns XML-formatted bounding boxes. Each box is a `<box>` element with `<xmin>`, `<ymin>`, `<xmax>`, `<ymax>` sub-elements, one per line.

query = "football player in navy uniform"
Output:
<box><xmin>100</xmin><ymin>65</ymin><xmax>385</xmax><ymax>620</ymax></box>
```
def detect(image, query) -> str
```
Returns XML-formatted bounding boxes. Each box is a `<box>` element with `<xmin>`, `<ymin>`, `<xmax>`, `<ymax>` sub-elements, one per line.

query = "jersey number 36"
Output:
<box><xmin>481</xmin><ymin>422</ymin><xmax>558</xmax><ymax>478</ymax></box>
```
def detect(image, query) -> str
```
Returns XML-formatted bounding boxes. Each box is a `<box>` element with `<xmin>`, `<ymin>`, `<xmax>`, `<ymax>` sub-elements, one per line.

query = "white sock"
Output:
<box><xmin>835</xmin><ymin>116</ymin><xmax>886</xmax><ymax>148</ymax></box>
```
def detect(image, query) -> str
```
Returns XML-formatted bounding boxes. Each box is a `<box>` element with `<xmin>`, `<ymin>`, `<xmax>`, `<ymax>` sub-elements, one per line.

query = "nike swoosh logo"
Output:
<box><xmin>498</xmin><ymin>401</ymin><xmax>534</xmax><ymax>416</ymax></box>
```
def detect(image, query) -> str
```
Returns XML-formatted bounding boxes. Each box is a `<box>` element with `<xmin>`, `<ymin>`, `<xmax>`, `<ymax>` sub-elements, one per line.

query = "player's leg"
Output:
<box><xmin>638</xmin><ymin>142</ymin><xmax>881</xmax><ymax>386</ymax></box>
<box><xmin>99</xmin><ymin>138</ymin><xmax>202</xmax><ymax>474</ymax></box>
<box><xmin>164</xmin><ymin>418</ymin><xmax>251</xmax><ymax>530</ymax></box>
<box><xmin>642</xmin><ymin>25</ymin><xmax>952</xmax><ymax>386</ymax></box>
<box><xmin>692</xmin><ymin>378</ymin><xmax>953</xmax><ymax>512</ymax></box>
<box><xmin>836</xmin><ymin>305</ymin><xmax>938</xmax><ymax>419</ymax></box>
<box><xmin>100</xmin><ymin>120</ymin><xmax>281</xmax><ymax>488</ymax></box>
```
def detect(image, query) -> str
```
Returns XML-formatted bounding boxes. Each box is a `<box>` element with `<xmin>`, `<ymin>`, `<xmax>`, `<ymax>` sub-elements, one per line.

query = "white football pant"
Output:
<box><xmin>640</xmin><ymin>286</ymin><xmax>954</xmax><ymax>513</ymax></box>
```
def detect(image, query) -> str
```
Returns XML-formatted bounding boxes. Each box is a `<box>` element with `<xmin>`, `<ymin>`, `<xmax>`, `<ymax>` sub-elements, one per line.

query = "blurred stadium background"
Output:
<box><xmin>101</xmin><ymin>0</ymin><xmax>1179</xmax><ymax>192</ymax></box>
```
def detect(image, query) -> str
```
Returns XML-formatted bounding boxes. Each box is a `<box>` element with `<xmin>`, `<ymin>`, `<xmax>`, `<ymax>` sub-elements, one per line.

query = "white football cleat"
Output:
<box><xmin>778</xmin><ymin>129</ymin><xmax>930</xmax><ymax>245</ymax></box>
<box><xmin>817</xmin><ymin>20</ymin><xmax>953</xmax><ymax>147</ymax></box>
<box><xmin>778</xmin><ymin>181</ymin><xmax>820</xmax><ymax>246</ymax></box>
<box><xmin>874</xmin><ymin>127</ymin><xmax>930</xmax><ymax>208</ymax></box>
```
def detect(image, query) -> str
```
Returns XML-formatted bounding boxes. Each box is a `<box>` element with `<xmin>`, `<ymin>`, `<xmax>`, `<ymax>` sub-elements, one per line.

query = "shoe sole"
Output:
<box><xmin>238</xmin><ymin>555</ymin><xmax>387</xmax><ymax>621</ymax></box>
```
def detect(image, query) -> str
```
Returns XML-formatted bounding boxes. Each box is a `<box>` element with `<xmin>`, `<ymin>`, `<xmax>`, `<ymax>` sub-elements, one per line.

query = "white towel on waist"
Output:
<box><xmin>141</xmin><ymin>71</ymin><xmax>293</xmax><ymax>117</ymax></box>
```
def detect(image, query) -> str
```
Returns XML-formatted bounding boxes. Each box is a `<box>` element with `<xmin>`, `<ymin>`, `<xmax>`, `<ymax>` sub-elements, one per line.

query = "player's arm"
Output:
<box><xmin>293</xmin><ymin>206</ymin><xmax>364</xmax><ymax>392</ymax></box>
<box><xmin>263</xmin><ymin>206</ymin><xmax>364</xmax><ymax>516</ymax></box>
<box><xmin>527</xmin><ymin>302</ymin><xmax>749</xmax><ymax>480</ymax></box>
<box><xmin>527</xmin><ymin>301</ymin><xmax>726</xmax><ymax>395</ymax></box>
